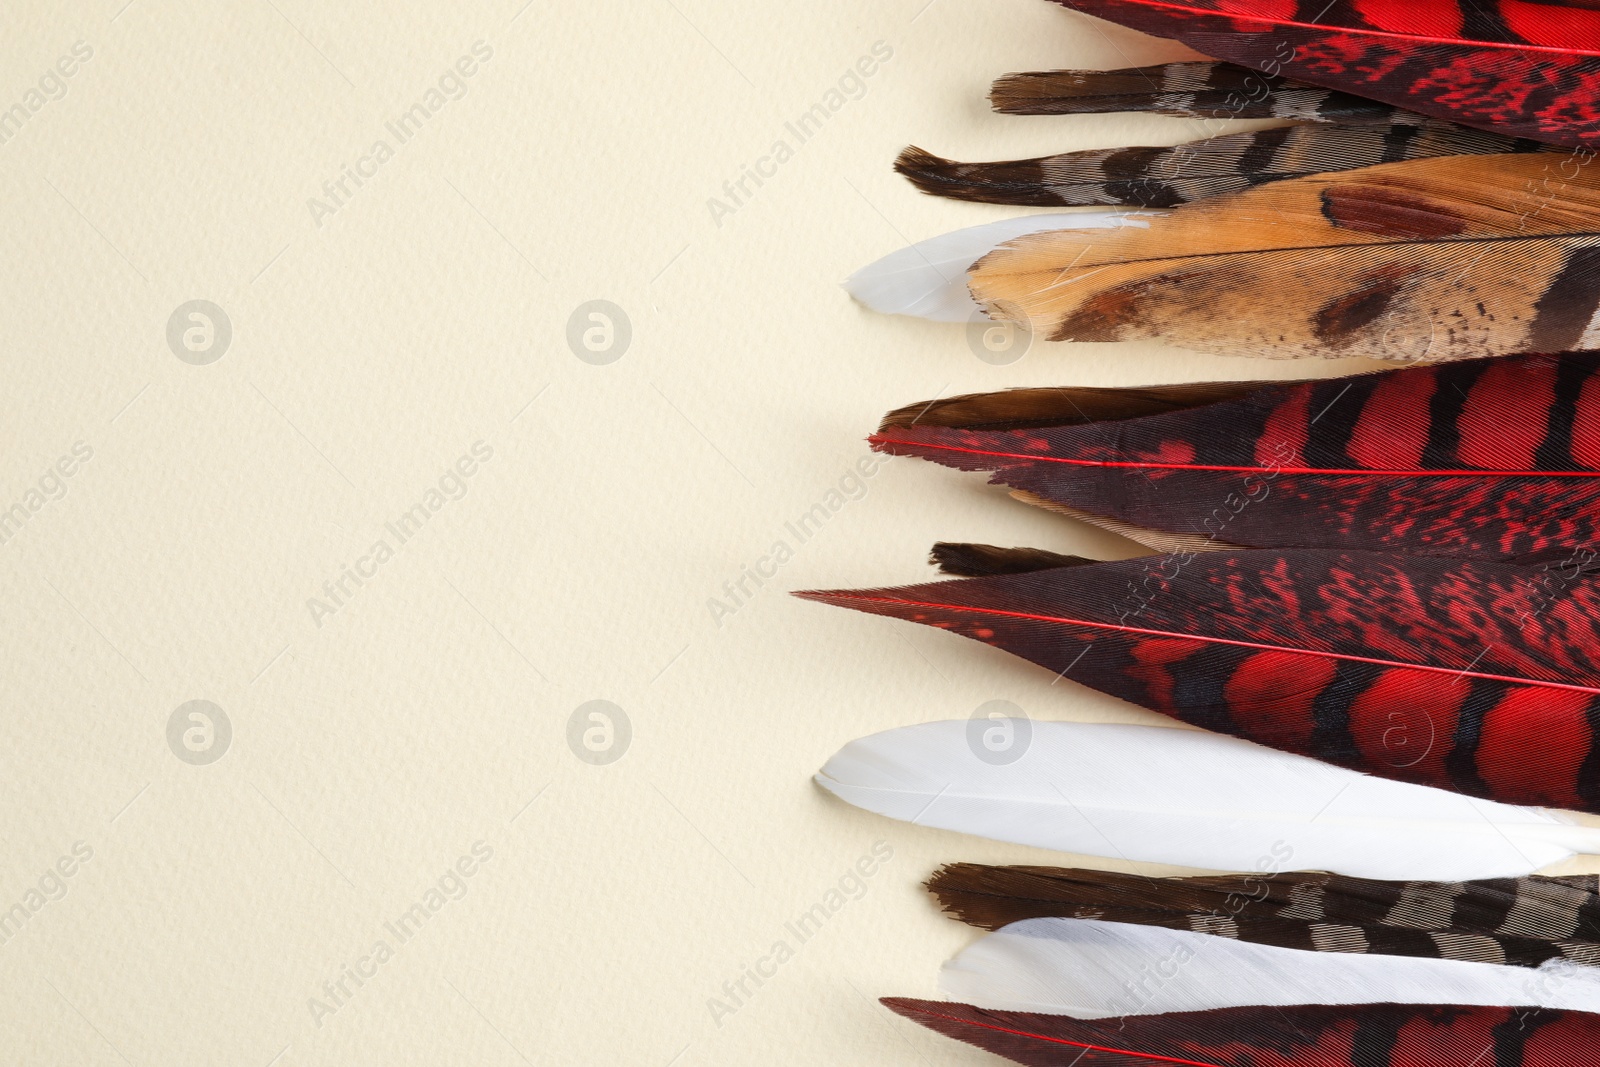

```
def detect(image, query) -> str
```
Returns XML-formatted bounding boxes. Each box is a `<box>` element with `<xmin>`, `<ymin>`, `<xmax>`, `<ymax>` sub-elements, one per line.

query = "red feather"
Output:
<box><xmin>796</xmin><ymin>549</ymin><xmax>1600</xmax><ymax>813</ymax></box>
<box><xmin>873</xmin><ymin>352</ymin><xmax>1600</xmax><ymax>564</ymax></box>
<box><xmin>883</xmin><ymin>997</ymin><xmax>1600</xmax><ymax>1066</ymax></box>
<box><xmin>1048</xmin><ymin>0</ymin><xmax>1600</xmax><ymax>147</ymax></box>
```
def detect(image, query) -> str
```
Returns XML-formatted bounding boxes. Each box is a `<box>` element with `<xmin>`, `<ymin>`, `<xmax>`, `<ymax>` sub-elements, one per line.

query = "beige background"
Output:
<box><xmin>0</xmin><ymin>1</ymin><xmax>1571</xmax><ymax>1064</ymax></box>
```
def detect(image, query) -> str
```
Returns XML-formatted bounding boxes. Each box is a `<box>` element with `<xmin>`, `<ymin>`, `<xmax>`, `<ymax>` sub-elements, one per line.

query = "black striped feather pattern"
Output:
<box><xmin>897</xmin><ymin>122</ymin><xmax>1553</xmax><ymax>208</ymax></box>
<box><xmin>875</xmin><ymin>353</ymin><xmax>1600</xmax><ymax>564</ymax></box>
<box><xmin>927</xmin><ymin>864</ymin><xmax>1600</xmax><ymax>969</ymax></box>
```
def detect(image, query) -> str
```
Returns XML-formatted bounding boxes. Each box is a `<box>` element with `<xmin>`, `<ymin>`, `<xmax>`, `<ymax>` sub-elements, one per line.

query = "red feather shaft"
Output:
<box><xmin>892</xmin><ymin>1003</ymin><xmax>1225</xmax><ymax>1066</ymax></box>
<box><xmin>877</xmin><ymin>438</ymin><xmax>1600</xmax><ymax>479</ymax></box>
<box><xmin>838</xmin><ymin>594</ymin><xmax>1600</xmax><ymax>696</ymax></box>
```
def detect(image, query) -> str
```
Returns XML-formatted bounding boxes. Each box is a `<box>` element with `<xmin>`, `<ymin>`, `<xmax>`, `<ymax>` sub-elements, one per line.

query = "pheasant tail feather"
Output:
<box><xmin>874</xmin><ymin>352</ymin><xmax>1600</xmax><ymax>563</ymax></box>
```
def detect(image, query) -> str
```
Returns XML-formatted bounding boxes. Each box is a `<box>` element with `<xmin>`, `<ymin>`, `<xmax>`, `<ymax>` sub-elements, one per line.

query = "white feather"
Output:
<box><xmin>940</xmin><ymin>917</ymin><xmax>1600</xmax><ymax>1017</ymax></box>
<box><xmin>843</xmin><ymin>213</ymin><xmax>1149</xmax><ymax>322</ymax></box>
<box><xmin>815</xmin><ymin>721</ymin><xmax>1600</xmax><ymax>879</ymax></box>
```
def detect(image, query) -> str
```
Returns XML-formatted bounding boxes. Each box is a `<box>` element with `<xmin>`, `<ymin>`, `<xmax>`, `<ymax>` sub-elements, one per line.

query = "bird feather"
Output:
<box><xmin>1046</xmin><ymin>0</ymin><xmax>1600</xmax><ymax>148</ymax></box>
<box><xmin>966</xmin><ymin>153</ymin><xmax>1600</xmax><ymax>361</ymax></box>
<box><xmin>926</xmin><ymin>862</ymin><xmax>1600</xmax><ymax>968</ymax></box>
<box><xmin>939</xmin><ymin>917</ymin><xmax>1600</xmax><ymax>1016</ymax></box>
<box><xmin>872</xmin><ymin>353</ymin><xmax>1600</xmax><ymax>563</ymax></box>
<box><xmin>990</xmin><ymin>61</ymin><xmax>1405</xmax><ymax>124</ymax></box>
<box><xmin>883</xmin><ymin>997</ymin><xmax>1600</xmax><ymax>1066</ymax></box>
<box><xmin>897</xmin><ymin>122</ymin><xmax>1551</xmax><ymax>209</ymax></box>
<box><xmin>813</xmin><ymin>720</ymin><xmax>1600</xmax><ymax>879</ymax></box>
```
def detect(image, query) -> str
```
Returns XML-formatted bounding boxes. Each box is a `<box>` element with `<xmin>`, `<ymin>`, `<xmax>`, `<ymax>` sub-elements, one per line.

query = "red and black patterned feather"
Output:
<box><xmin>874</xmin><ymin>352</ymin><xmax>1600</xmax><ymax>564</ymax></box>
<box><xmin>1047</xmin><ymin>0</ymin><xmax>1600</xmax><ymax>148</ymax></box>
<box><xmin>796</xmin><ymin>549</ymin><xmax>1600</xmax><ymax>812</ymax></box>
<box><xmin>883</xmin><ymin>998</ymin><xmax>1600</xmax><ymax>1067</ymax></box>
<box><xmin>925</xmin><ymin>863</ymin><xmax>1600</xmax><ymax>968</ymax></box>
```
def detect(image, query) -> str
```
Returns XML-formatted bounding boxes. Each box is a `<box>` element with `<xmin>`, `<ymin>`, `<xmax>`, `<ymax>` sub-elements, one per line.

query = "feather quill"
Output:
<box><xmin>883</xmin><ymin>997</ymin><xmax>1600</xmax><ymax>1067</ymax></box>
<box><xmin>897</xmin><ymin>122</ymin><xmax>1550</xmax><ymax>208</ymax></box>
<box><xmin>939</xmin><ymin>918</ymin><xmax>1600</xmax><ymax>1016</ymax></box>
<box><xmin>800</xmin><ymin>548</ymin><xmax>1600</xmax><ymax>813</ymax></box>
<box><xmin>873</xmin><ymin>352</ymin><xmax>1600</xmax><ymax>563</ymax></box>
<box><xmin>1045</xmin><ymin>0</ymin><xmax>1600</xmax><ymax>148</ymax></box>
<box><xmin>814</xmin><ymin>720</ymin><xmax>1600</xmax><ymax>879</ymax></box>
<box><xmin>964</xmin><ymin>152</ymin><xmax>1600</xmax><ymax>361</ymax></box>
<box><xmin>927</xmin><ymin>863</ymin><xmax>1600</xmax><ymax>968</ymax></box>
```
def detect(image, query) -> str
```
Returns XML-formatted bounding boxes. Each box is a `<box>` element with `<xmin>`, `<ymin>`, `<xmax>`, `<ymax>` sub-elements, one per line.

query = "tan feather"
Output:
<box><xmin>968</xmin><ymin>153</ymin><xmax>1600</xmax><ymax>361</ymax></box>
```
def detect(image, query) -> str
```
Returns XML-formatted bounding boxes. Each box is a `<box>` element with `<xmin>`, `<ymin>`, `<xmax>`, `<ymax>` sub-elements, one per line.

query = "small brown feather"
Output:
<box><xmin>985</xmin><ymin>62</ymin><xmax>1401</xmax><ymax>124</ymax></box>
<box><xmin>879</xmin><ymin>381</ymin><xmax>1273</xmax><ymax>432</ymax></box>
<box><xmin>929</xmin><ymin>543</ymin><xmax>1095</xmax><ymax>578</ymax></box>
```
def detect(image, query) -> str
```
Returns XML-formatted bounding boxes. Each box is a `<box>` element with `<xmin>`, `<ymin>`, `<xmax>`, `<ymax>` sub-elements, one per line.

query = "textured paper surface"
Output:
<box><xmin>2</xmin><ymin>1</ymin><xmax>1590</xmax><ymax>1063</ymax></box>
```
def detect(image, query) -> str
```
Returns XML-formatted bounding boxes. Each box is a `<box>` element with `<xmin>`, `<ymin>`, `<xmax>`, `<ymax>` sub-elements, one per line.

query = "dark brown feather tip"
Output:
<box><xmin>894</xmin><ymin>145</ymin><xmax>1060</xmax><ymax>207</ymax></box>
<box><xmin>929</xmin><ymin>544</ymin><xmax>1095</xmax><ymax>578</ymax></box>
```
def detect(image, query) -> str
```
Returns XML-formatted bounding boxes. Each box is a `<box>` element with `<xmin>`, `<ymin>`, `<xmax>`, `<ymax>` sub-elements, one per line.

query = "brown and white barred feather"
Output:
<box><xmin>898</xmin><ymin>123</ymin><xmax>1554</xmax><ymax>208</ymax></box>
<box><xmin>989</xmin><ymin>61</ymin><xmax>1405</xmax><ymax>124</ymax></box>
<box><xmin>927</xmin><ymin>864</ymin><xmax>1600</xmax><ymax>969</ymax></box>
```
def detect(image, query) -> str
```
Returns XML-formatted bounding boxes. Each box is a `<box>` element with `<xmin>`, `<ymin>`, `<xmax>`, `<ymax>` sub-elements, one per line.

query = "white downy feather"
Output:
<box><xmin>815</xmin><ymin>720</ymin><xmax>1600</xmax><ymax>880</ymax></box>
<box><xmin>940</xmin><ymin>917</ymin><xmax>1600</xmax><ymax>1017</ymax></box>
<box><xmin>843</xmin><ymin>212</ymin><xmax>1148</xmax><ymax>322</ymax></box>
